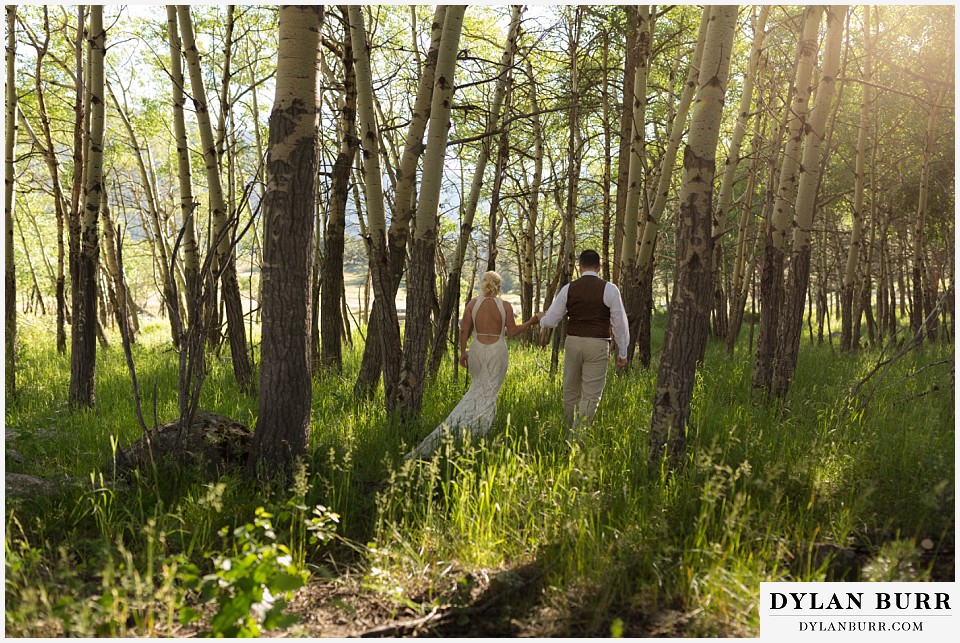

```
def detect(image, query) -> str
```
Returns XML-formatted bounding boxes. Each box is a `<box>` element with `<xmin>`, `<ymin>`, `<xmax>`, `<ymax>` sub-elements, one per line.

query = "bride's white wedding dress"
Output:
<box><xmin>407</xmin><ymin>296</ymin><xmax>509</xmax><ymax>459</ymax></box>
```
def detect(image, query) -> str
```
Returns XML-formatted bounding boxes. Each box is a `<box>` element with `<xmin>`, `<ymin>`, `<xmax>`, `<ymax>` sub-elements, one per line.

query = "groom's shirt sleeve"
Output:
<box><xmin>604</xmin><ymin>283</ymin><xmax>630</xmax><ymax>360</ymax></box>
<box><xmin>539</xmin><ymin>284</ymin><xmax>569</xmax><ymax>329</ymax></box>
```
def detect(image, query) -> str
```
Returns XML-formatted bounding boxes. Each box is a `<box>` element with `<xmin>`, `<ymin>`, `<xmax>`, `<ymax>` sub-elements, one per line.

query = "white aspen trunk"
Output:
<box><xmin>711</xmin><ymin>6</ymin><xmax>769</xmax><ymax>338</ymax></box>
<box><xmin>214</xmin><ymin>5</ymin><xmax>235</xmax><ymax>169</ymax></box>
<box><xmin>348</xmin><ymin>4</ymin><xmax>403</xmax><ymax>411</ymax></box>
<box><xmin>632</xmin><ymin>6</ymin><xmax>710</xmax><ymax>367</ymax></box>
<box><xmin>356</xmin><ymin>6</ymin><xmax>445</xmax><ymax>388</ymax></box>
<box><xmin>429</xmin><ymin>5</ymin><xmax>520</xmax><ymax>374</ymax></box>
<box><xmin>730</xmin><ymin>54</ymin><xmax>769</xmax><ymax>309</ymax></box>
<box><xmin>636</xmin><ymin>7</ymin><xmax>712</xmax><ymax>273</ymax></box>
<box><xmin>649</xmin><ymin>5</ymin><xmax>739</xmax><ymax>467</ymax></box>
<box><xmin>521</xmin><ymin>57</ymin><xmax>543</xmax><ymax>324</ymax></box>
<box><xmin>166</xmin><ymin>5</ymin><xmax>199</xmax><ymax>315</ymax></box>
<box><xmin>613</xmin><ymin>6</ymin><xmax>640</xmax><ymax>286</ymax></box>
<box><xmin>178</xmin><ymin>5</ymin><xmax>253</xmax><ymax>392</ymax></box>
<box><xmin>69</xmin><ymin>6</ymin><xmax>105</xmax><ymax>407</ymax></box>
<box><xmin>753</xmin><ymin>6</ymin><xmax>822</xmax><ymax>395</ymax></box>
<box><xmin>772</xmin><ymin>5</ymin><xmax>847</xmax><ymax>399</ymax></box>
<box><xmin>5</xmin><ymin>5</ymin><xmax>18</xmax><ymax>397</ymax></box>
<box><xmin>620</xmin><ymin>5</ymin><xmax>652</xmax><ymax>365</ymax></box>
<box><xmin>398</xmin><ymin>4</ymin><xmax>467</xmax><ymax>415</ymax></box>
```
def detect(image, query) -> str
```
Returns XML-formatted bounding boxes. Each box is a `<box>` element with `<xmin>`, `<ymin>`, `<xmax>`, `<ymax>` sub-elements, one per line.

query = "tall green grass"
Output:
<box><xmin>5</xmin><ymin>312</ymin><xmax>954</xmax><ymax>636</ymax></box>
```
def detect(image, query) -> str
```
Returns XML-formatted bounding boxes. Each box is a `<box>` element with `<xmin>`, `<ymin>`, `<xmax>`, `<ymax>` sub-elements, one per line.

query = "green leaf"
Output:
<box><xmin>270</xmin><ymin>572</ymin><xmax>304</xmax><ymax>593</ymax></box>
<box><xmin>178</xmin><ymin>606</ymin><xmax>201</xmax><ymax>625</ymax></box>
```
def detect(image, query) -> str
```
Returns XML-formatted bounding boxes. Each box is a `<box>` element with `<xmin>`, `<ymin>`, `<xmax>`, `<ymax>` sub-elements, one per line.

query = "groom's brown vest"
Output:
<box><xmin>566</xmin><ymin>275</ymin><xmax>611</xmax><ymax>339</ymax></box>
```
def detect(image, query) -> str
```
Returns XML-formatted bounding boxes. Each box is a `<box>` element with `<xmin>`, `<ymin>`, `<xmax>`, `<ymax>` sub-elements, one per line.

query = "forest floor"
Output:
<box><xmin>4</xmin><ymin>313</ymin><xmax>954</xmax><ymax>638</ymax></box>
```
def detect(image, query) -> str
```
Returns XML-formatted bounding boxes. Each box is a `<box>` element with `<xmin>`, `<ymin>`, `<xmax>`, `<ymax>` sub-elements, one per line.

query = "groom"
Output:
<box><xmin>539</xmin><ymin>249</ymin><xmax>629</xmax><ymax>431</ymax></box>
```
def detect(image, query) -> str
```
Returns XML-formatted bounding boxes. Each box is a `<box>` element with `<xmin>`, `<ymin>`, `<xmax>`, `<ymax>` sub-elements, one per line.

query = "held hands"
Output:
<box><xmin>615</xmin><ymin>356</ymin><xmax>627</xmax><ymax>369</ymax></box>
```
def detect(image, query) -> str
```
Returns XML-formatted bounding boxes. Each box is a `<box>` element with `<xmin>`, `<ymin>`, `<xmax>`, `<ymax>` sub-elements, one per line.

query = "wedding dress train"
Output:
<box><xmin>407</xmin><ymin>297</ymin><xmax>509</xmax><ymax>459</ymax></box>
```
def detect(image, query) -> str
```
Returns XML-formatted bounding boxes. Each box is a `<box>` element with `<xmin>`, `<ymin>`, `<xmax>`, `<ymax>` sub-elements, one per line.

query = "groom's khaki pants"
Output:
<box><xmin>563</xmin><ymin>335</ymin><xmax>610</xmax><ymax>431</ymax></box>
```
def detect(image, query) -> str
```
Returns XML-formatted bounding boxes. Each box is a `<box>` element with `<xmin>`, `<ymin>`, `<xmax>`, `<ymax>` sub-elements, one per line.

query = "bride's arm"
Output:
<box><xmin>504</xmin><ymin>301</ymin><xmax>540</xmax><ymax>338</ymax></box>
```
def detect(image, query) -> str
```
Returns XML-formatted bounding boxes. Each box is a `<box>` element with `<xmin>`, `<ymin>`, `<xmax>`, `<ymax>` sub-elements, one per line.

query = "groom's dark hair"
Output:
<box><xmin>578</xmin><ymin>249</ymin><xmax>601</xmax><ymax>268</ymax></box>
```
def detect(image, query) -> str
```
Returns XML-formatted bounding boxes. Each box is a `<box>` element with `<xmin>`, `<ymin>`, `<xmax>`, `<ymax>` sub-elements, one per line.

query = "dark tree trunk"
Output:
<box><xmin>248</xmin><ymin>5</ymin><xmax>322</xmax><ymax>477</ymax></box>
<box><xmin>320</xmin><ymin>33</ymin><xmax>357</xmax><ymax>372</ymax></box>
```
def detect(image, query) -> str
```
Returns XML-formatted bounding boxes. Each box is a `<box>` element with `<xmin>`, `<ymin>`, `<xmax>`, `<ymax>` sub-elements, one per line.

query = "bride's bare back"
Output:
<box><xmin>470</xmin><ymin>297</ymin><xmax>505</xmax><ymax>344</ymax></box>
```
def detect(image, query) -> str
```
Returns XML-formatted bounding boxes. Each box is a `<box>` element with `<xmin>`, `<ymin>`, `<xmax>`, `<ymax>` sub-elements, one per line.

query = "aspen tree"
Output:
<box><xmin>321</xmin><ymin>8</ymin><xmax>358</xmax><ymax>372</ymax></box>
<box><xmin>911</xmin><ymin>70</ymin><xmax>950</xmax><ymax>341</ymax></box>
<box><xmin>520</xmin><ymin>57</ymin><xmax>543</xmax><ymax>324</ymax></box>
<box><xmin>357</xmin><ymin>6</ymin><xmax>446</xmax><ymax>388</ymax></box>
<box><xmin>5</xmin><ymin>5</ymin><xmax>17</xmax><ymax>397</ymax></box>
<box><xmin>620</xmin><ymin>5</ymin><xmax>652</xmax><ymax>365</ymax></box>
<box><xmin>772</xmin><ymin>6</ymin><xmax>847</xmax><ymax>399</ymax></box>
<box><xmin>397</xmin><ymin>5</ymin><xmax>467</xmax><ymax>415</ymax></box>
<box><xmin>23</xmin><ymin>7</ymin><xmax>69</xmax><ymax>352</ymax></box>
<box><xmin>753</xmin><ymin>6</ymin><xmax>821</xmax><ymax>395</ymax></box>
<box><xmin>177</xmin><ymin>6</ymin><xmax>253</xmax><ymax>393</ymax></box>
<box><xmin>248</xmin><ymin>5</ymin><xmax>322</xmax><ymax>476</ymax></box>
<box><xmin>166</xmin><ymin>5</ymin><xmax>199</xmax><ymax>316</ymax></box>
<box><xmin>348</xmin><ymin>4</ymin><xmax>404</xmax><ymax>411</ymax></box>
<box><xmin>634</xmin><ymin>8</ymin><xmax>711</xmax><ymax>368</ymax></box>
<box><xmin>649</xmin><ymin>5</ymin><xmax>739</xmax><ymax>468</ymax></box>
<box><xmin>429</xmin><ymin>5</ymin><xmax>521</xmax><ymax>375</ymax></box>
<box><xmin>69</xmin><ymin>6</ymin><xmax>105</xmax><ymax>407</ymax></box>
<box><xmin>549</xmin><ymin>5</ymin><xmax>584</xmax><ymax>375</ymax></box>
<box><xmin>108</xmin><ymin>82</ymin><xmax>181</xmax><ymax>347</ymax></box>
<box><xmin>711</xmin><ymin>6</ymin><xmax>769</xmax><ymax>339</ymax></box>
<box><xmin>613</xmin><ymin>6</ymin><xmax>641</xmax><ymax>285</ymax></box>
<box><xmin>840</xmin><ymin>8</ymin><xmax>872</xmax><ymax>351</ymax></box>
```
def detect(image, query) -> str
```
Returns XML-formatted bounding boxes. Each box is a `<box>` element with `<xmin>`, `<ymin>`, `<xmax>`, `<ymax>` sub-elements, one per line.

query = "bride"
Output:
<box><xmin>407</xmin><ymin>271</ymin><xmax>541</xmax><ymax>459</ymax></box>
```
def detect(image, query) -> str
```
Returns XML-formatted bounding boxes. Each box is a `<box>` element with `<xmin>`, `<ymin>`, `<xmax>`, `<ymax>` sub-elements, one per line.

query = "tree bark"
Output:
<box><xmin>356</xmin><ymin>6</ymin><xmax>446</xmax><ymax>392</ymax></box>
<box><xmin>649</xmin><ymin>6</ymin><xmax>738</xmax><ymax>469</ymax></box>
<box><xmin>428</xmin><ymin>5</ymin><xmax>520</xmax><ymax>376</ymax></box>
<box><xmin>635</xmin><ymin>8</ymin><xmax>711</xmax><ymax>368</ymax></box>
<box><xmin>178</xmin><ymin>6</ymin><xmax>253</xmax><ymax>393</ymax></box>
<box><xmin>619</xmin><ymin>6</ymin><xmax>652</xmax><ymax>366</ymax></box>
<box><xmin>520</xmin><ymin>57</ymin><xmax>543</xmax><ymax>325</ymax></box>
<box><xmin>166</xmin><ymin>5</ymin><xmax>200</xmax><ymax>322</ymax></box>
<box><xmin>772</xmin><ymin>6</ymin><xmax>846</xmax><ymax>399</ymax></box>
<box><xmin>5</xmin><ymin>5</ymin><xmax>18</xmax><ymax>398</ymax></box>
<box><xmin>753</xmin><ymin>6</ymin><xmax>821</xmax><ymax>396</ymax></box>
<box><xmin>247</xmin><ymin>5</ymin><xmax>322</xmax><ymax>477</ymax></box>
<box><xmin>550</xmin><ymin>6</ymin><xmax>584</xmax><ymax>375</ymax></box>
<box><xmin>711</xmin><ymin>6</ymin><xmax>769</xmax><ymax>340</ymax></box>
<box><xmin>320</xmin><ymin>12</ymin><xmax>357</xmax><ymax>372</ymax></box>
<box><xmin>613</xmin><ymin>5</ymin><xmax>640</xmax><ymax>285</ymax></box>
<box><xmin>214</xmin><ymin>5</ymin><xmax>235</xmax><ymax>171</ymax></box>
<box><xmin>67</xmin><ymin>6</ymin><xmax>86</xmax><ymax>359</ymax></box>
<box><xmin>348</xmin><ymin>5</ymin><xmax>403</xmax><ymax>412</ymax></box>
<box><xmin>100</xmin><ymin>189</ymin><xmax>134</xmax><ymax>340</ymax></box>
<box><xmin>397</xmin><ymin>5</ymin><xmax>467</xmax><ymax>416</ymax></box>
<box><xmin>69</xmin><ymin>6</ymin><xmax>105</xmax><ymax>408</ymax></box>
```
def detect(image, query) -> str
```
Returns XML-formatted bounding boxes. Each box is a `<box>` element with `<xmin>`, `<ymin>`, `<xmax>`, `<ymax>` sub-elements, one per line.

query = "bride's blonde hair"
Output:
<box><xmin>479</xmin><ymin>270</ymin><xmax>502</xmax><ymax>297</ymax></box>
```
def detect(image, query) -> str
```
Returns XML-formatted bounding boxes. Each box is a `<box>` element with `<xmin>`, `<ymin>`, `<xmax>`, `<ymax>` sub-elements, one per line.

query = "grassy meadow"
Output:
<box><xmin>4</xmin><ymin>311</ymin><xmax>954</xmax><ymax>637</ymax></box>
